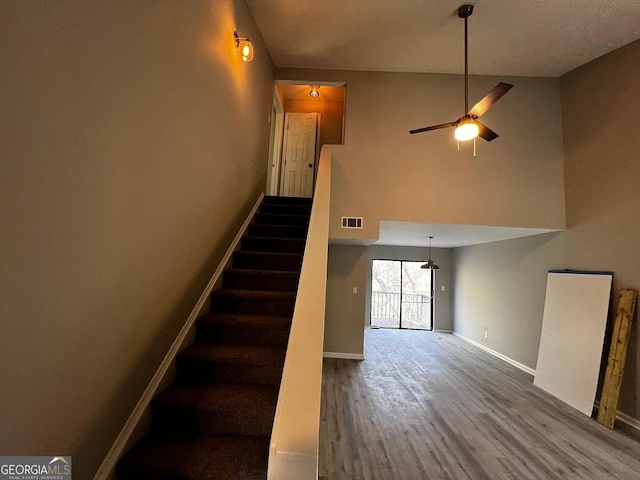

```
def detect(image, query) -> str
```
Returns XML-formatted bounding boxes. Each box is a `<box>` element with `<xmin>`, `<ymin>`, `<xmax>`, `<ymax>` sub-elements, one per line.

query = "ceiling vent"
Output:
<box><xmin>341</xmin><ymin>217</ymin><xmax>363</xmax><ymax>229</ymax></box>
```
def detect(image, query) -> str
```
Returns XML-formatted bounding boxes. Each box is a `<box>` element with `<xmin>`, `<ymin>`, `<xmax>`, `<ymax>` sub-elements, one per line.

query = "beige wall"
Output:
<box><xmin>276</xmin><ymin>68</ymin><xmax>566</xmax><ymax>243</ymax></box>
<box><xmin>0</xmin><ymin>1</ymin><xmax>273</xmax><ymax>478</ymax></box>
<box><xmin>282</xmin><ymin>97</ymin><xmax>344</xmax><ymax>150</ymax></box>
<box><xmin>324</xmin><ymin>245</ymin><xmax>368</xmax><ymax>355</ymax></box>
<box><xmin>366</xmin><ymin>246</ymin><xmax>453</xmax><ymax>332</ymax></box>
<box><xmin>454</xmin><ymin>39</ymin><xmax>640</xmax><ymax>421</ymax></box>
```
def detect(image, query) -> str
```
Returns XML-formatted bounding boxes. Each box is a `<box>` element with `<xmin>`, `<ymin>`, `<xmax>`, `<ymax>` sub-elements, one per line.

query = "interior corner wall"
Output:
<box><xmin>366</xmin><ymin>246</ymin><xmax>453</xmax><ymax>332</ymax></box>
<box><xmin>324</xmin><ymin>245</ymin><xmax>368</xmax><ymax>356</ymax></box>
<box><xmin>275</xmin><ymin>67</ymin><xmax>566</xmax><ymax>243</ymax></box>
<box><xmin>453</xmin><ymin>38</ymin><xmax>640</xmax><ymax>422</ymax></box>
<box><xmin>0</xmin><ymin>1</ymin><xmax>273</xmax><ymax>478</ymax></box>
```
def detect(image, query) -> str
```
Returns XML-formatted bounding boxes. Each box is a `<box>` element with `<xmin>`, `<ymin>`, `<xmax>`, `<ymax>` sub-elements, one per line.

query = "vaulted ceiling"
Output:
<box><xmin>247</xmin><ymin>0</ymin><xmax>640</xmax><ymax>77</ymax></box>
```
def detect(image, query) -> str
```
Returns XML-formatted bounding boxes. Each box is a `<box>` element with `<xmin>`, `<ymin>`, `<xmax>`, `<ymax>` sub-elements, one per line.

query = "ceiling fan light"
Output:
<box><xmin>455</xmin><ymin>122</ymin><xmax>479</xmax><ymax>141</ymax></box>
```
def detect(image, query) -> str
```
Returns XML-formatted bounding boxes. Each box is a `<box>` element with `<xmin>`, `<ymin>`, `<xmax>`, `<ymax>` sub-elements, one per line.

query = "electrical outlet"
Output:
<box><xmin>484</xmin><ymin>330</ymin><xmax>488</xmax><ymax>339</ymax></box>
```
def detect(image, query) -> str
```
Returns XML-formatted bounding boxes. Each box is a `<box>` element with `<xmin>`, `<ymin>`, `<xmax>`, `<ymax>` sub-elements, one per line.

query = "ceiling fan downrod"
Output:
<box><xmin>458</xmin><ymin>4</ymin><xmax>474</xmax><ymax>114</ymax></box>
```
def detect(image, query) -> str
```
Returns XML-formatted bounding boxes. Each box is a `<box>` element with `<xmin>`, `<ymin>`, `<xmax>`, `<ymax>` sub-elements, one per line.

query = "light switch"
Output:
<box><xmin>352</xmin><ymin>287</ymin><xmax>358</xmax><ymax>294</ymax></box>
<box><xmin>441</xmin><ymin>285</ymin><xmax>446</xmax><ymax>291</ymax></box>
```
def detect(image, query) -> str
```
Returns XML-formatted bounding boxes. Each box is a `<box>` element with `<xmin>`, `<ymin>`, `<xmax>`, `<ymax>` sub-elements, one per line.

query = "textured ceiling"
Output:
<box><xmin>247</xmin><ymin>0</ymin><xmax>640</xmax><ymax>77</ymax></box>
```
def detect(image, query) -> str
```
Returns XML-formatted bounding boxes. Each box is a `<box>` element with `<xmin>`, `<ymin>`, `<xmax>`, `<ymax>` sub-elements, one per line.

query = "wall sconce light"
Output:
<box><xmin>309</xmin><ymin>86</ymin><xmax>321</xmax><ymax>98</ymax></box>
<box><xmin>234</xmin><ymin>31</ymin><xmax>254</xmax><ymax>62</ymax></box>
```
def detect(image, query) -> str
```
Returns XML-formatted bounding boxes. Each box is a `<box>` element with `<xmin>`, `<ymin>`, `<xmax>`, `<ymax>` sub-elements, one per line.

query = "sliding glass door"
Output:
<box><xmin>371</xmin><ymin>260</ymin><xmax>434</xmax><ymax>330</ymax></box>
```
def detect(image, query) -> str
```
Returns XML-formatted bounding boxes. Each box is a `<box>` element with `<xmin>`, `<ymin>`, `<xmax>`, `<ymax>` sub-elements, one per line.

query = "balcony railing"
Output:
<box><xmin>371</xmin><ymin>291</ymin><xmax>432</xmax><ymax>329</ymax></box>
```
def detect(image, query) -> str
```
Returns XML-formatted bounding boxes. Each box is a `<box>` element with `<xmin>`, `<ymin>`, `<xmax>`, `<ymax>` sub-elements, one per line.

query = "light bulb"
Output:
<box><xmin>454</xmin><ymin>122</ymin><xmax>479</xmax><ymax>141</ymax></box>
<box><xmin>235</xmin><ymin>34</ymin><xmax>254</xmax><ymax>62</ymax></box>
<box><xmin>309</xmin><ymin>87</ymin><xmax>320</xmax><ymax>98</ymax></box>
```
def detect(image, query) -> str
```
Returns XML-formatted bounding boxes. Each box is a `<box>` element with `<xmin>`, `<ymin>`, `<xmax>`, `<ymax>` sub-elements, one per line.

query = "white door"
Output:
<box><xmin>281</xmin><ymin>112</ymin><xmax>318</xmax><ymax>198</ymax></box>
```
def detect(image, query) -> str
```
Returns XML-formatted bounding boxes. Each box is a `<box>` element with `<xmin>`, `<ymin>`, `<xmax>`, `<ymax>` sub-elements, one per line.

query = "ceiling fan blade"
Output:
<box><xmin>476</xmin><ymin>121</ymin><xmax>499</xmax><ymax>142</ymax></box>
<box><xmin>468</xmin><ymin>82</ymin><xmax>513</xmax><ymax>118</ymax></box>
<box><xmin>409</xmin><ymin>121</ymin><xmax>458</xmax><ymax>135</ymax></box>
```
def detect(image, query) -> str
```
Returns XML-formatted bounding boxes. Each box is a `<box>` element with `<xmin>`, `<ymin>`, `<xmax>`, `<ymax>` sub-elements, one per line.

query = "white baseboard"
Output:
<box><xmin>434</xmin><ymin>329</ymin><xmax>452</xmax><ymax>333</ymax></box>
<box><xmin>323</xmin><ymin>352</ymin><xmax>365</xmax><ymax>360</ymax></box>
<box><xmin>614</xmin><ymin>409</ymin><xmax>640</xmax><ymax>438</ymax></box>
<box><xmin>452</xmin><ymin>331</ymin><xmax>536</xmax><ymax>376</ymax></box>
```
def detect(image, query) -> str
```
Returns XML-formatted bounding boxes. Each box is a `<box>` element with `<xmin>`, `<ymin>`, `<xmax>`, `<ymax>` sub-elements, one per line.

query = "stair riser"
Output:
<box><xmin>259</xmin><ymin>204</ymin><xmax>311</xmax><ymax>216</ymax></box>
<box><xmin>241</xmin><ymin>236</ymin><xmax>305</xmax><ymax>254</ymax></box>
<box><xmin>177</xmin><ymin>360</ymin><xmax>284</xmax><ymax>386</ymax></box>
<box><xmin>152</xmin><ymin>408</ymin><xmax>275</xmax><ymax>437</ymax></box>
<box><xmin>210</xmin><ymin>295</ymin><xmax>294</xmax><ymax>316</ymax></box>
<box><xmin>248</xmin><ymin>224</ymin><xmax>307</xmax><ymax>239</ymax></box>
<box><xmin>263</xmin><ymin>196</ymin><xmax>312</xmax><ymax>206</ymax></box>
<box><xmin>254</xmin><ymin>213</ymin><xmax>309</xmax><ymax>227</ymax></box>
<box><xmin>196</xmin><ymin>325</ymin><xmax>290</xmax><ymax>347</ymax></box>
<box><xmin>233</xmin><ymin>252</ymin><xmax>302</xmax><ymax>271</ymax></box>
<box><xmin>223</xmin><ymin>271</ymin><xmax>299</xmax><ymax>291</ymax></box>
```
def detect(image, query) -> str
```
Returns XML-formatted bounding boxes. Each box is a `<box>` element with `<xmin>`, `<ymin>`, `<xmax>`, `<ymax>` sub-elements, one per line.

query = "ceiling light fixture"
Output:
<box><xmin>454</xmin><ymin>117</ymin><xmax>479</xmax><ymax>141</ymax></box>
<box><xmin>234</xmin><ymin>31</ymin><xmax>254</xmax><ymax>62</ymax></box>
<box><xmin>309</xmin><ymin>86</ymin><xmax>321</xmax><ymax>98</ymax></box>
<box><xmin>421</xmin><ymin>236</ymin><xmax>440</xmax><ymax>270</ymax></box>
<box><xmin>410</xmin><ymin>4</ymin><xmax>513</xmax><ymax>144</ymax></box>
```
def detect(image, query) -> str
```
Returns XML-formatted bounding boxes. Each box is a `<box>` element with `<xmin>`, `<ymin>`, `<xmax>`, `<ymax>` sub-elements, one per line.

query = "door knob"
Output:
<box><xmin>308</xmin><ymin>163</ymin><xmax>313</xmax><ymax>168</ymax></box>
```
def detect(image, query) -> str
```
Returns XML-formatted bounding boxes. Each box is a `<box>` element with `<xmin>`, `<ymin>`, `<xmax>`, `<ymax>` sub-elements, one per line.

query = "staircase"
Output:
<box><xmin>116</xmin><ymin>196</ymin><xmax>312</xmax><ymax>480</ymax></box>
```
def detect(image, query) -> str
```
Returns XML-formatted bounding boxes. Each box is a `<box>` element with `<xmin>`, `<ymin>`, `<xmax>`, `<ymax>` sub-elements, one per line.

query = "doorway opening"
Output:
<box><xmin>266</xmin><ymin>82</ymin><xmax>346</xmax><ymax>197</ymax></box>
<box><xmin>371</xmin><ymin>260</ymin><xmax>434</xmax><ymax>330</ymax></box>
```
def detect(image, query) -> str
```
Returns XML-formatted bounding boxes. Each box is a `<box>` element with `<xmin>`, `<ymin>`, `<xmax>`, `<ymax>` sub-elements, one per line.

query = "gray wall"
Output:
<box><xmin>0</xmin><ymin>1</ymin><xmax>274</xmax><ymax>478</ymax></box>
<box><xmin>323</xmin><ymin>245</ymin><xmax>453</xmax><ymax>357</ymax></box>
<box><xmin>367</xmin><ymin>246</ymin><xmax>453</xmax><ymax>332</ymax></box>
<box><xmin>276</xmin><ymin>68</ymin><xmax>566</xmax><ymax>243</ymax></box>
<box><xmin>324</xmin><ymin>245</ymin><xmax>368</xmax><ymax>355</ymax></box>
<box><xmin>454</xmin><ymin>38</ymin><xmax>640</xmax><ymax>422</ymax></box>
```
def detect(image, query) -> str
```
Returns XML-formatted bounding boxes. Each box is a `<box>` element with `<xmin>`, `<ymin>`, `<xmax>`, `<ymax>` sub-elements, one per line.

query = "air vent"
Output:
<box><xmin>341</xmin><ymin>217</ymin><xmax>363</xmax><ymax>229</ymax></box>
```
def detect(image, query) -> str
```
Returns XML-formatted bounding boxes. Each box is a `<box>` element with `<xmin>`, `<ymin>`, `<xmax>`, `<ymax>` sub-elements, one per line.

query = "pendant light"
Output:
<box><xmin>421</xmin><ymin>236</ymin><xmax>440</xmax><ymax>270</ymax></box>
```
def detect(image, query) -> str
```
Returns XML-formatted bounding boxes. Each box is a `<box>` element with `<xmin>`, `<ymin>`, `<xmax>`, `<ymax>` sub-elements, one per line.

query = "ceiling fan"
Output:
<box><xmin>410</xmin><ymin>4</ymin><xmax>513</xmax><ymax>142</ymax></box>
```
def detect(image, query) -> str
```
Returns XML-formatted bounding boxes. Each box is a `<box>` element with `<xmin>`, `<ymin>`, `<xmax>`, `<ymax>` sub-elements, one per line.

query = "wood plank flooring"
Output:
<box><xmin>319</xmin><ymin>329</ymin><xmax>640</xmax><ymax>480</ymax></box>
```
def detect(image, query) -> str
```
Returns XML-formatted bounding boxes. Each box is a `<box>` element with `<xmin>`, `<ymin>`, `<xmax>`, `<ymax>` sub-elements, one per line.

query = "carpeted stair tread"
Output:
<box><xmin>263</xmin><ymin>195</ymin><xmax>312</xmax><ymax>206</ymax></box>
<box><xmin>195</xmin><ymin>313</ymin><xmax>291</xmax><ymax>347</ymax></box>
<box><xmin>247</xmin><ymin>223</ymin><xmax>308</xmax><ymax>239</ymax></box>
<box><xmin>197</xmin><ymin>312</ymin><xmax>292</xmax><ymax>330</ymax></box>
<box><xmin>223</xmin><ymin>268</ymin><xmax>299</xmax><ymax>291</ymax></box>
<box><xmin>211</xmin><ymin>289</ymin><xmax>295</xmax><ymax>301</ymax></box>
<box><xmin>176</xmin><ymin>344</ymin><xmax>286</xmax><ymax>385</ymax></box>
<box><xmin>154</xmin><ymin>382</ymin><xmax>279</xmax><ymax>412</ymax></box>
<box><xmin>116</xmin><ymin>434</ymin><xmax>269</xmax><ymax>480</ymax></box>
<box><xmin>152</xmin><ymin>383</ymin><xmax>278</xmax><ymax>436</ymax></box>
<box><xmin>233</xmin><ymin>251</ymin><xmax>302</xmax><ymax>271</ymax></box>
<box><xmin>253</xmin><ymin>212</ymin><xmax>309</xmax><ymax>226</ymax></box>
<box><xmin>178</xmin><ymin>343</ymin><xmax>286</xmax><ymax>368</ymax></box>
<box><xmin>241</xmin><ymin>236</ymin><xmax>306</xmax><ymax>254</ymax></box>
<box><xmin>259</xmin><ymin>204</ymin><xmax>311</xmax><ymax>216</ymax></box>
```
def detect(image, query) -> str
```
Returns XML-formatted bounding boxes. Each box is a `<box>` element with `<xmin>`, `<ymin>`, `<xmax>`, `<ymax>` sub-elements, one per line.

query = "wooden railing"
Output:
<box><xmin>267</xmin><ymin>147</ymin><xmax>332</xmax><ymax>480</ymax></box>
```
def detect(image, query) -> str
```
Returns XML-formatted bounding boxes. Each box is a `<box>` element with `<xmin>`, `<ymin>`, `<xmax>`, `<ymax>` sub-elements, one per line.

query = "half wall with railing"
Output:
<box><xmin>268</xmin><ymin>146</ymin><xmax>332</xmax><ymax>480</ymax></box>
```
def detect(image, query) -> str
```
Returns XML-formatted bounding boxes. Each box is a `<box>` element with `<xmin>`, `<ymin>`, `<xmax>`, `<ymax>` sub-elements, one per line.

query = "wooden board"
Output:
<box><xmin>534</xmin><ymin>270</ymin><xmax>613</xmax><ymax>416</ymax></box>
<box><xmin>597</xmin><ymin>288</ymin><xmax>637</xmax><ymax>428</ymax></box>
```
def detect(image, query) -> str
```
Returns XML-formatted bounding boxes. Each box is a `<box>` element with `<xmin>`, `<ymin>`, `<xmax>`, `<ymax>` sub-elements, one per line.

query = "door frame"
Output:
<box><xmin>370</xmin><ymin>259</ymin><xmax>435</xmax><ymax>331</ymax></box>
<box><xmin>266</xmin><ymin>89</ymin><xmax>285</xmax><ymax>196</ymax></box>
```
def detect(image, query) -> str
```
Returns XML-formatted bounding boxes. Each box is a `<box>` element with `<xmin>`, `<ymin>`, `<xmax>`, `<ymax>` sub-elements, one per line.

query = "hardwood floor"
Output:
<box><xmin>319</xmin><ymin>329</ymin><xmax>640</xmax><ymax>480</ymax></box>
